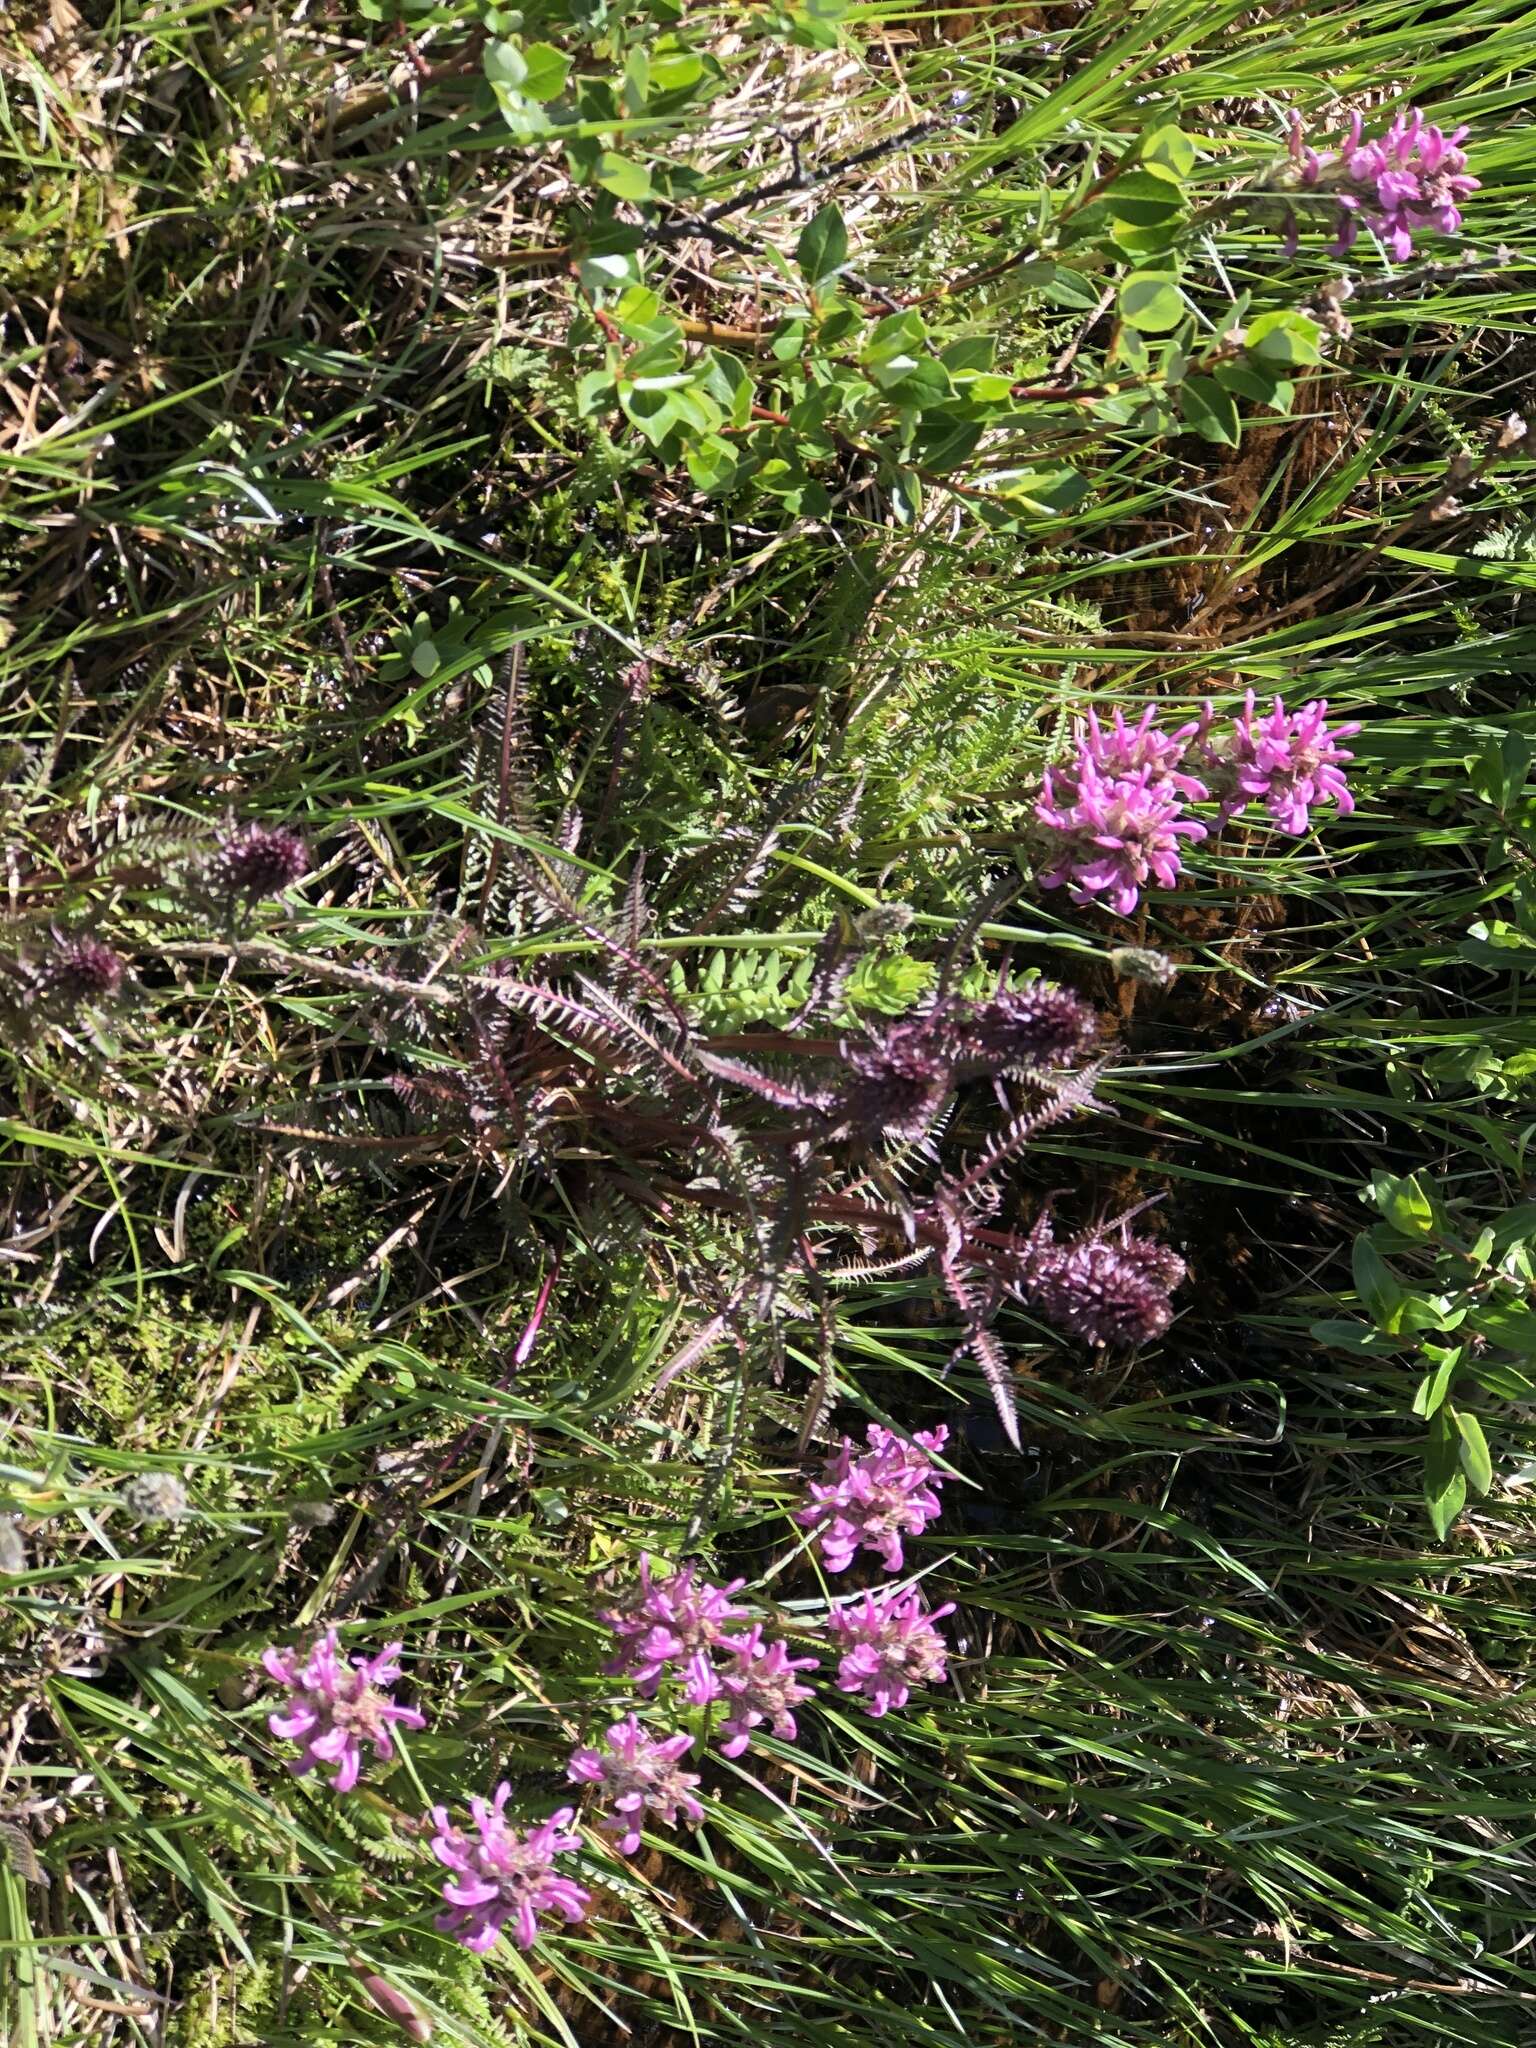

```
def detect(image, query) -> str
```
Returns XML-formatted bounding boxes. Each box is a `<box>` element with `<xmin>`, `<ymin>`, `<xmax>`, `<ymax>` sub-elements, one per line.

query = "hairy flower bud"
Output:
<box><xmin>1108</xmin><ymin>946</ymin><xmax>1177</xmax><ymax>989</ymax></box>
<box><xmin>120</xmin><ymin>1471</ymin><xmax>190</xmax><ymax>1522</ymax></box>
<box><xmin>837</xmin><ymin>1024</ymin><xmax>952</xmax><ymax>1143</ymax></box>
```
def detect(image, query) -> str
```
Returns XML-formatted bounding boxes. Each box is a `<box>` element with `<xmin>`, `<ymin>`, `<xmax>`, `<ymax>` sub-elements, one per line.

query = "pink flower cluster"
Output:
<box><xmin>567</xmin><ymin>1714</ymin><xmax>705</xmax><ymax>1851</ymax></box>
<box><xmin>716</xmin><ymin>1627</ymin><xmax>820</xmax><ymax>1757</ymax></box>
<box><xmin>595</xmin><ymin>1554</ymin><xmax>817</xmax><ymax>1766</ymax></box>
<box><xmin>261</xmin><ymin>1629</ymin><xmax>425</xmax><ymax>1793</ymax></box>
<box><xmin>1034</xmin><ymin>694</ymin><xmax>1359</xmax><ymax>917</ymax></box>
<box><xmin>826</xmin><ymin>1589</ymin><xmax>956</xmax><ymax>1718</ymax></box>
<box><xmin>1223</xmin><ymin>692</ymin><xmax>1360</xmax><ymax>835</ymax></box>
<box><xmin>259</xmin><ymin>1463</ymin><xmax>960</xmax><ymax>1960</ymax></box>
<box><xmin>429</xmin><ymin>1786</ymin><xmax>589</xmax><ymax>1953</ymax></box>
<box><xmin>796</xmin><ymin>1423</ymin><xmax>950</xmax><ymax>1574</ymax></box>
<box><xmin>1036</xmin><ymin>707</ymin><xmax>1212</xmax><ymax>919</ymax></box>
<box><xmin>1288</xmin><ymin>106</ymin><xmax>1478</xmax><ymax>262</ymax></box>
<box><xmin>598</xmin><ymin>1555</ymin><xmax>747</xmax><ymax>1702</ymax></box>
<box><xmin>794</xmin><ymin>1423</ymin><xmax>956</xmax><ymax>1719</ymax></box>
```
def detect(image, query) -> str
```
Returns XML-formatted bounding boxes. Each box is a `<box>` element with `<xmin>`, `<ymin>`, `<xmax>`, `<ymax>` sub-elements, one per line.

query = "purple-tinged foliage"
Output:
<box><xmin>796</xmin><ymin>1423</ymin><xmax>949</xmax><ymax>1573</ymax></box>
<box><xmin>566</xmin><ymin>1714</ymin><xmax>704</xmax><ymax>1854</ymax></box>
<box><xmin>261</xmin><ymin>1628</ymin><xmax>425</xmax><ymax>1791</ymax></box>
<box><xmin>826</xmin><ymin>1588</ymin><xmax>955</xmax><ymax>1718</ymax></box>
<box><xmin>831</xmin><ymin>985</ymin><xmax>1097</xmax><ymax>1145</ymax></box>
<box><xmin>1289</xmin><ymin>106</ymin><xmax>1478</xmax><ymax>261</ymax></box>
<box><xmin>210</xmin><ymin>823</ymin><xmax>310</xmax><ymax>898</ymax></box>
<box><xmin>598</xmin><ymin>1556</ymin><xmax>748</xmax><ymax>1703</ymax></box>
<box><xmin>429</xmin><ymin>1788</ymin><xmax>589</xmax><ymax>1952</ymax></box>
<box><xmin>714</xmin><ymin>1627</ymin><xmax>819</xmax><ymax>1757</ymax></box>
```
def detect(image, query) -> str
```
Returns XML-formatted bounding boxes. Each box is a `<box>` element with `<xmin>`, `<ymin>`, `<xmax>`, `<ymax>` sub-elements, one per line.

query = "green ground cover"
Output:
<box><xmin>4</xmin><ymin>2</ymin><xmax>1536</xmax><ymax>2042</ymax></box>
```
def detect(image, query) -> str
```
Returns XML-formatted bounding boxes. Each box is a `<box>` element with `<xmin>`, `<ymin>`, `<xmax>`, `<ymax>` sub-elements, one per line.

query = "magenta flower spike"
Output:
<box><xmin>826</xmin><ymin>1589</ymin><xmax>955</xmax><ymax>1718</ymax></box>
<box><xmin>1288</xmin><ymin>105</ymin><xmax>1477</xmax><ymax>261</ymax></box>
<box><xmin>1064</xmin><ymin>705</ymin><xmax>1212</xmax><ymax>805</ymax></box>
<box><xmin>429</xmin><ymin>1788</ymin><xmax>589</xmax><ymax>1953</ymax></box>
<box><xmin>598</xmin><ymin>1556</ymin><xmax>749</xmax><ymax>1703</ymax></box>
<box><xmin>566</xmin><ymin>1714</ymin><xmax>704</xmax><ymax>1855</ymax></box>
<box><xmin>1036</xmin><ymin>758</ymin><xmax>1207</xmax><ymax>918</ymax></box>
<box><xmin>261</xmin><ymin>1628</ymin><xmax>425</xmax><ymax>1792</ymax></box>
<box><xmin>714</xmin><ymin>1626</ymin><xmax>820</xmax><ymax>1758</ymax></box>
<box><xmin>796</xmin><ymin>1423</ymin><xmax>950</xmax><ymax>1575</ymax></box>
<box><xmin>1223</xmin><ymin>692</ymin><xmax>1360</xmax><ymax>834</ymax></box>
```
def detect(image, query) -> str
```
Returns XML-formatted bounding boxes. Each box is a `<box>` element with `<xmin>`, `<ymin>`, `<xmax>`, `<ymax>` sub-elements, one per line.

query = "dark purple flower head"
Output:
<box><xmin>429</xmin><ymin>1787</ymin><xmax>589</xmax><ymax>1953</ymax></box>
<box><xmin>210</xmin><ymin>824</ymin><xmax>309</xmax><ymax>898</ymax></box>
<box><xmin>837</xmin><ymin>1021</ymin><xmax>953</xmax><ymax>1143</ymax></box>
<box><xmin>796</xmin><ymin>1423</ymin><xmax>949</xmax><ymax>1574</ymax></box>
<box><xmin>953</xmin><ymin>985</ymin><xmax>1098</xmax><ymax>1075</ymax></box>
<box><xmin>598</xmin><ymin>1556</ymin><xmax>748</xmax><ymax>1704</ymax></box>
<box><xmin>1221</xmin><ymin>693</ymin><xmax>1360</xmax><ymax>835</ymax></box>
<box><xmin>714</xmin><ymin>1626</ymin><xmax>819</xmax><ymax>1758</ymax></box>
<box><xmin>38</xmin><ymin>934</ymin><xmax>125</xmax><ymax>1006</ymax></box>
<box><xmin>566</xmin><ymin>1714</ymin><xmax>703</xmax><ymax>1855</ymax></box>
<box><xmin>1021</xmin><ymin>1217</ymin><xmax>1185</xmax><ymax>1350</ymax></box>
<box><xmin>1037</xmin><ymin>759</ymin><xmax>1207</xmax><ymax>919</ymax></box>
<box><xmin>1289</xmin><ymin>106</ymin><xmax>1478</xmax><ymax>262</ymax></box>
<box><xmin>826</xmin><ymin>1588</ymin><xmax>955</xmax><ymax>1718</ymax></box>
<box><xmin>261</xmin><ymin>1628</ymin><xmax>425</xmax><ymax>1792</ymax></box>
